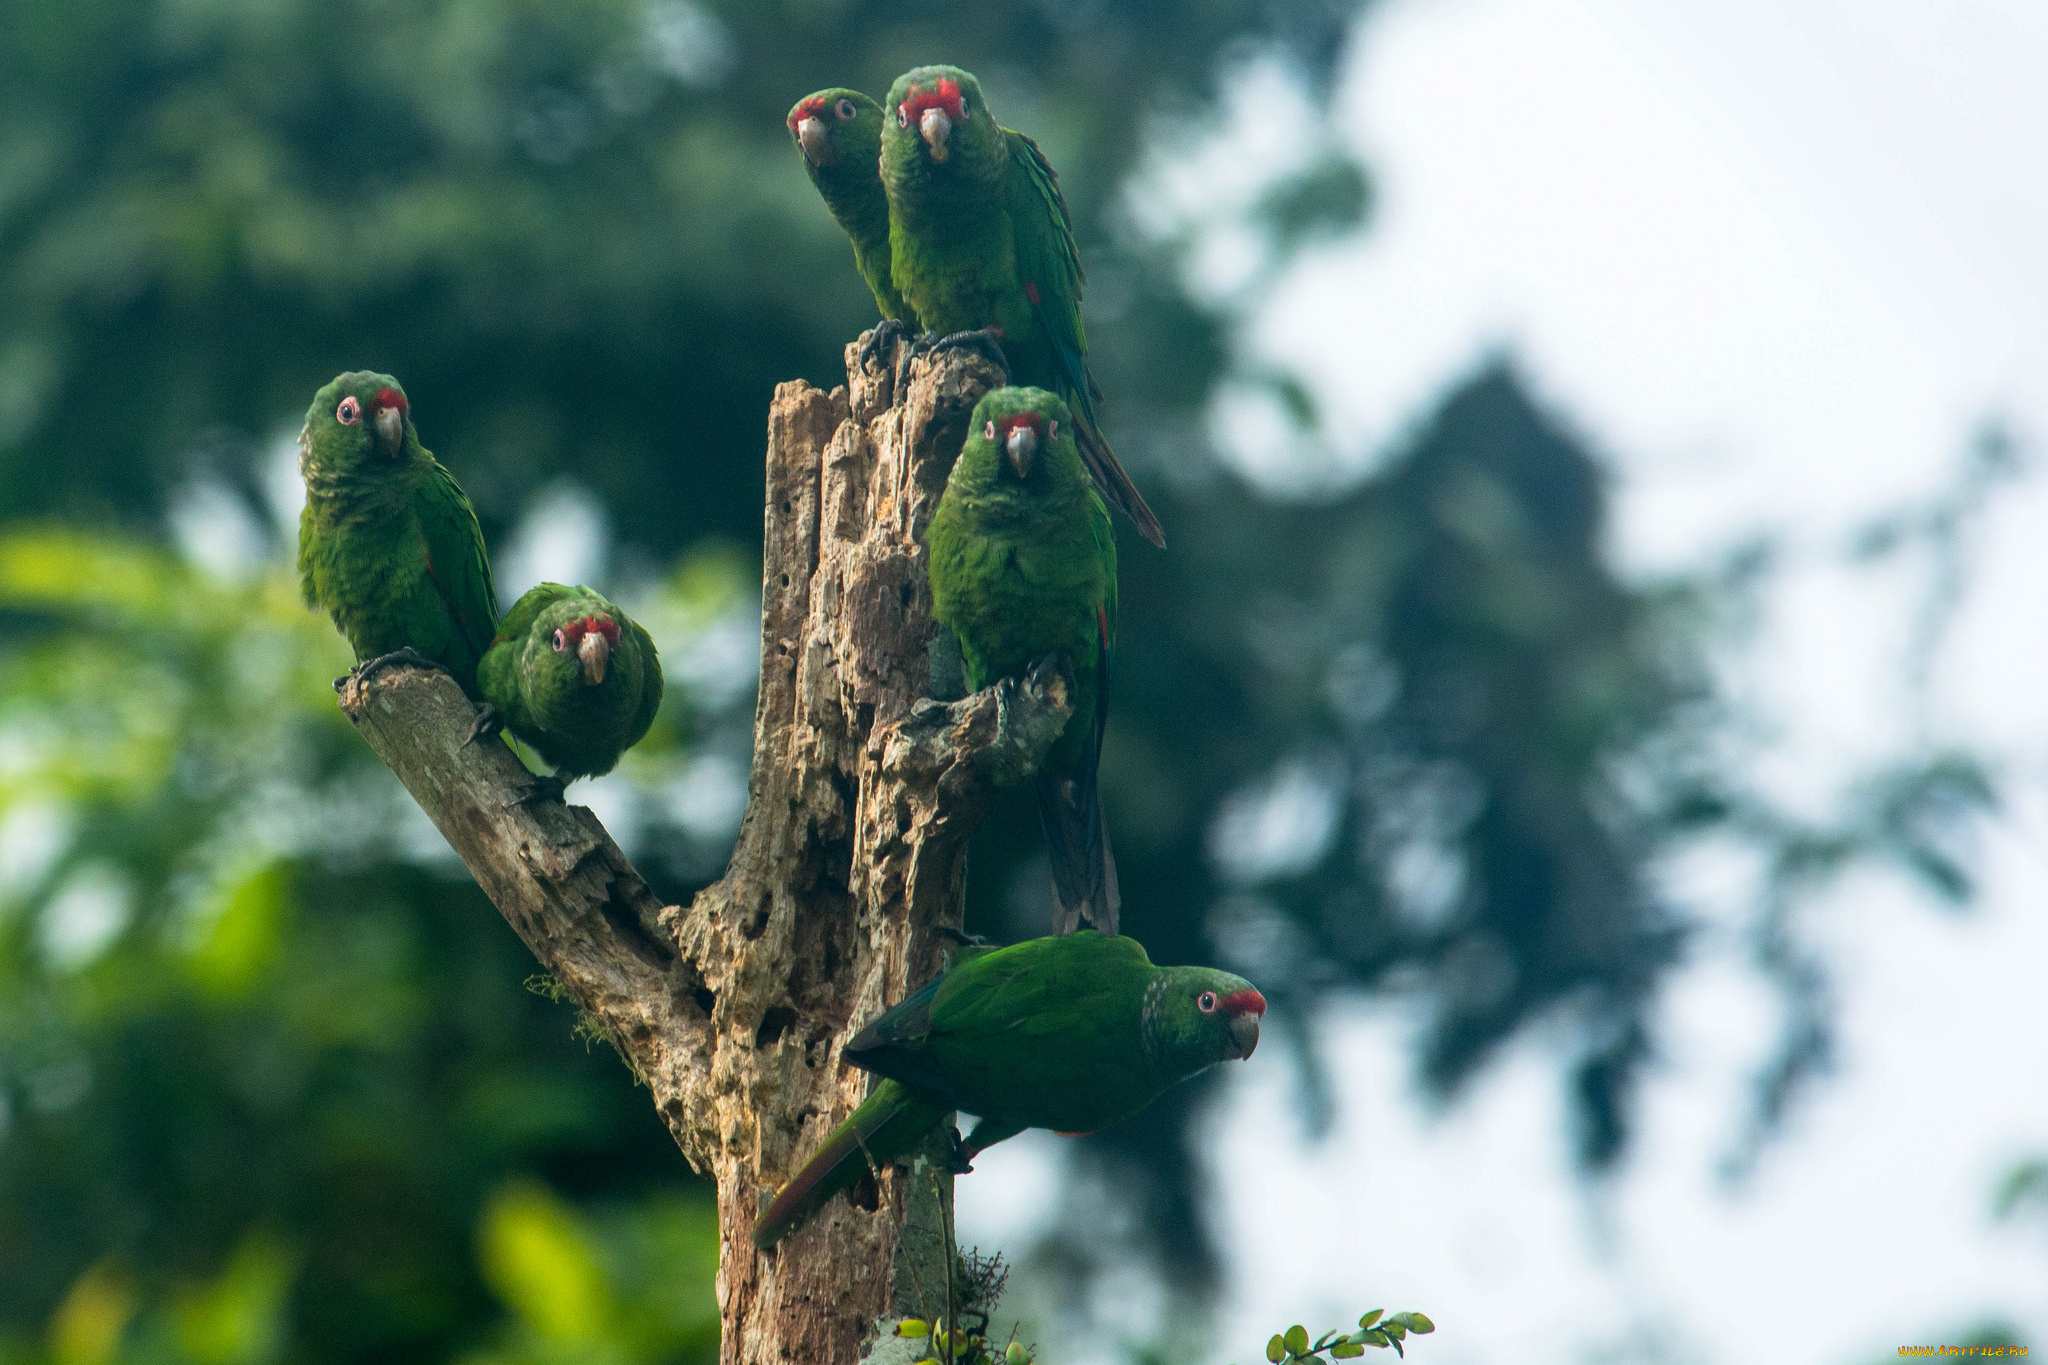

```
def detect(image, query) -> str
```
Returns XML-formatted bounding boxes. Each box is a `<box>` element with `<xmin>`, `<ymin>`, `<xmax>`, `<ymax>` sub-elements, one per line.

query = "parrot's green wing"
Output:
<box><xmin>417</xmin><ymin>462</ymin><xmax>499</xmax><ymax>659</ymax></box>
<box><xmin>1003</xmin><ymin>129</ymin><xmax>1098</xmax><ymax>422</ymax></box>
<box><xmin>625</xmin><ymin>617</ymin><xmax>664</xmax><ymax>748</ymax></box>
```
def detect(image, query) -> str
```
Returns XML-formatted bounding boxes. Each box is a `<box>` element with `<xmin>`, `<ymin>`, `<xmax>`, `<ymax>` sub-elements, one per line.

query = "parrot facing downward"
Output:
<box><xmin>926</xmin><ymin>386</ymin><xmax>1119</xmax><ymax>935</ymax></box>
<box><xmin>298</xmin><ymin>371</ymin><xmax>499</xmax><ymax>698</ymax></box>
<box><xmin>788</xmin><ymin>88</ymin><xmax>916</xmax><ymax>326</ymax></box>
<box><xmin>881</xmin><ymin>63</ymin><xmax>1165</xmax><ymax>549</ymax></box>
<box><xmin>475</xmin><ymin>583</ymin><xmax>663</xmax><ymax>789</ymax></box>
<box><xmin>751</xmin><ymin>931</ymin><xmax>1265</xmax><ymax>1249</ymax></box>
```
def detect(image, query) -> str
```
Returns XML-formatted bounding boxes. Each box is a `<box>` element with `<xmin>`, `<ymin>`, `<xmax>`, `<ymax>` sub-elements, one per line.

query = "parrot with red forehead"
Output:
<box><xmin>881</xmin><ymin>63</ymin><xmax>1165</xmax><ymax>549</ymax></box>
<box><xmin>473</xmin><ymin>583</ymin><xmax>662</xmax><ymax>793</ymax></box>
<box><xmin>298</xmin><ymin>371</ymin><xmax>499</xmax><ymax>697</ymax></box>
<box><xmin>926</xmin><ymin>387</ymin><xmax>1119</xmax><ymax>935</ymax></box>
<box><xmin>787</xmin><ymin>88</ymin><xmax>916</xmax><ymax>326</ymax></box>
<box><xmin>752</xmin><ymin>930</ymin><xmax>1265</xmax><ymax>1249</ymax></box>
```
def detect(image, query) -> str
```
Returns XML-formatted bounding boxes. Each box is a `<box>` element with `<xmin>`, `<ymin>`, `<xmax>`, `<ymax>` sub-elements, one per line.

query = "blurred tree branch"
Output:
<box><xmin>339</xmin><ymin>339</ymin><xmax>1066</xmax><ymax>1364</ymax></box>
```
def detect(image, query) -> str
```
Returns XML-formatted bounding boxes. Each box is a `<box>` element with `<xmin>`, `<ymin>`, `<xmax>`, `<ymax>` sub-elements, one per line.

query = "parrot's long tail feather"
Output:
<box><xmin>1076</xmin><ymin>421</ymin><xmax>1165</xmax><ymax>550</ymax></box>
<box><xmin>1039</xmin><ymin>767</ymin><xmax>1119</xmax><ymax>936</ymax></box>
<box><xmin>751</xmin><ymin>1079</ymin><xmax>949</xmax><ymax>1250</ymax></box>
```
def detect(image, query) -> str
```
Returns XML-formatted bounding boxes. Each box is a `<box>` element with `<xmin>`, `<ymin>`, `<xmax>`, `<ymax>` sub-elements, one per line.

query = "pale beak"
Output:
<box><xmin>797</xmin><ymin>116</ymin><xmax>831</xmax><ymax>165</ymax></box>
<box><xmin>577</xmin><ymin>631</ymin><xmax>610</xmax><ymax>686</ymax></box>
<box><xmin>373</xmin><ymin>405</ymin><xmax>403</xmax><ymax>456</ymax></box>
<box><xmin>1005</xmin><ymin>423</ymin><xmax>1038</xmax><ymax>478</ymax></box>
<box><xmin>1226</xmin><ymin>1010</ymin><xmax>1261</xmax><ymax>1060</ymax></box>
<box><xmin>919</xmin><ymin>107</ymin><xmax>952</xmax><ymax>161</ymax></box>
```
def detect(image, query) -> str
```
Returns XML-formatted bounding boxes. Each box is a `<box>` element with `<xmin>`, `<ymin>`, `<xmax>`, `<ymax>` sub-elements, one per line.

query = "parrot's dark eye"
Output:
<box><xmin>336</xmin><ymin>397</ymin><xmax>361</xmax><ymax>425</ymax></box>
<box><xmin>1197</xmin><ymin>991</ymin><xmax>1219</xmax><ymax>1014</ymax></box>
<box><xmin>835</xmin><ymin>98</ymin><xmax>856</xmax><ymax>120</ymax></box>
<box><xmin>551</xmin><ymin>629</ymin><xmax>568</xmax><ymax>653</ymax></box>
<box><xmin>896</xmin><ymin>105</ymin><xmax>909</xmax><ymax>128</ymax></box>
<box><xmin>983</xmin><ymin>421</ymin><xmax>996</xmax><ymax>440</ymax></box>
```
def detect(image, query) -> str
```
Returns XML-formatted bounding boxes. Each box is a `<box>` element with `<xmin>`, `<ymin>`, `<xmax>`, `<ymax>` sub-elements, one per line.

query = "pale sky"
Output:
<box><xmin>961</xmin><ymin>1</ymin><xmax>2048</xmax><ymax>1360</ymax></box>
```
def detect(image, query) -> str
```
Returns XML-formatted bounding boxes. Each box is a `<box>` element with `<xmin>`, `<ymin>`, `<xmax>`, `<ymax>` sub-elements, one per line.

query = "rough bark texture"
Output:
<box><xmin>338</xmin><ymin>337</ymin><xmax>1066</xmax><ymax>1364</ymax></box>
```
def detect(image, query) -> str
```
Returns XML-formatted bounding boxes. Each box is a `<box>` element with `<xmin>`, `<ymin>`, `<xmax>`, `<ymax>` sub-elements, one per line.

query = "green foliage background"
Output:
<box><xmin>0</xmin><ymin>1</ymin><xmax>1994</xmax><ymax>1361</ymax></box>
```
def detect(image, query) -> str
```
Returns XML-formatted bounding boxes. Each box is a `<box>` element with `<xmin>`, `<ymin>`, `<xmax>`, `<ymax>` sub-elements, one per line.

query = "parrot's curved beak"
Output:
<box><xmin>919</xmin><ymin>107</ymin><xmax>952</xmax><ymax>162</ymax></box>
<box><xmin>373</xmin><ymin>405</ymin><xmax>403</xmax><ymax>456</ymax></box>
<box><xmin>1226</xmin><ymin>1009</ymin><xmax>1261</xmax><ymax>1060</ymax></box>
<box><xmin>1004</xmin><ymin>423</ymin><xmax>1038</xmax><ymax>479</ymax></box>
<box><xmin>796</xmin><ymin>116</ymin><xmax>831</xmax><ymax>166</ymax></box>
<box><xmin>577</xmin><ymin>630</ymin><xmax>611</xmax><ymax>686</ymax></box>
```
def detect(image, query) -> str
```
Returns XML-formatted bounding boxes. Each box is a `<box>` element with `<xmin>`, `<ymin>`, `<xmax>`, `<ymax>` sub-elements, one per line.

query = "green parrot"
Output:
<box><xmin>474</xmin><ymin>583</ymin><xmax>663</xmax><ymax>794</ymax></box>
<box><xmin>297</xmin><ymin>371</ymin><xmax>499</xmax><ymax>698</ymax></box>
<box><xmin>787</xmin><ymin>88</ymin><xmax>917</xmax><ymax>328</ymax></box>
<box><xmin>880</xmin><ymin>63</ymin><xmax>1165</xmax><ymax>549</ymax></box>
<box><xmin>927</xmin><ymin>387</ymin><xmax>1118</xmax><ymax>934</ymax></box>
<box><xmin>751</xmin><ymin>930</ymin><xmax>1265</xmax><ymax>1249</ymax></box>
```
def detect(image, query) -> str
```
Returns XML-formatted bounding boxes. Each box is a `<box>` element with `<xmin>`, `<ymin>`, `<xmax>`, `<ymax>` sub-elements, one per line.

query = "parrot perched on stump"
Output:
<box><xmin>751</xmin><ymin>931</ymin><xmax>1265</xmax><ymax>1249</ymax></box>
<box><xmin>297</xmin><ymin>371</ymin><xmax>498</xmax><ymax>698</ymax></box>
<box><xmin>788</xmin><ymin>88</ymin><xmax>917</xmax><ymax>331</ymax></box>
<box><xmin>475</xmin><ymin>583</ymin><xmax>663</xmax><ymax>798</ymax></box>
<box><xmin>880</xmin><ymin>63</ymin><xmax>1165</xmax><ymax>548</ymax></box>
<box><xmin>927</xmin><ymin>387</ymin><xmax>1119</xmax><ymax>935</ymax></box>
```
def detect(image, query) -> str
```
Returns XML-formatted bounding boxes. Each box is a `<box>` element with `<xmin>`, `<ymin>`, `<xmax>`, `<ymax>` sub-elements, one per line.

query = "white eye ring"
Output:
<box><xmin>551</xmin><ymin>629</ymin><xmax>568</xmax><ymax>652</ymax></box>
<box><xmin>896</xmin><ymin>106</ymin><xmax>909</xmax><ymax>128</ymax></box>
<box><xmin>1048</xmin><ymin>420</ymin><xmax>1058</xmax><ymax>440</ymax></box>
<box><xmin>1198</xmin><ymin>991</ymin><xmax>1219</xmax><ymax>1014</ymax></box>
<box><xmin>336</xmin><ymin>397</ymin><xmax>361</xmax><ymax>425</ymax></box>
<box><xmin>836</xmin><ymin>98</ymin><xmax>856</xmax><ymax>120</ymax></box>
<box><xmin>983</xmin><ymin>420</ymin><xmax>996</xmax><ymax>439</ymax></box>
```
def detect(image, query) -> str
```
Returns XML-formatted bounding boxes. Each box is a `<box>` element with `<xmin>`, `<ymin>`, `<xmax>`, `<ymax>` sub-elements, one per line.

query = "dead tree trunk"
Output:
<box><xmin>338</xmin><ymin>338</ymin><xmax>1066</xmax><ymax>1364</ymax></box>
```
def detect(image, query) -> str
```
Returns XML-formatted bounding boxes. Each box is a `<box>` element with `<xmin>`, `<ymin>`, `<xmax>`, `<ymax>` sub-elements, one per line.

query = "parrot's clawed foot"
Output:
<box><xmin>859</xmin><ymin>318</ymin><xmax>910</xmax><ymax>374</ymax></box>
<box><xmin>341</xmin><ymin>647</ymin><xmax>443</xmax><ymax>692</ymax></box>
<box><xmin>916</xmin><ymin>326</ymin><xmax>1010</xmax><ymax>378</ymax></box>
<box><xmin>1025</xmin><ymin>652</ymin><xmax>1074</xmax><ymax>708</ymax></box>
<box><xmin>519</xmin><ymin>772</ymin><xmax>569</xmax><ymax>805</ymax></box>
<box><xmin>936</xmin><ymin>925</ymin><xmax>994</xmax><ymax>948</ymax></box>
<box><xmin>465</xmin><ymin>702</ymin><xmax>504</xmax><ymax>745</ymax></box>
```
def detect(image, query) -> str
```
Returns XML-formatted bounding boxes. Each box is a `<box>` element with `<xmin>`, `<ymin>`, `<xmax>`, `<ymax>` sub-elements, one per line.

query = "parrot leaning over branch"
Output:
<box><xmin>788</xmin><ymin>88</ymin><xmax>918</xmax><ymax>333</ymax></box>
<box><xmin>927</xmin><ymin>386</ymin><xmax>1120</xmax><ymax>935</ymax></box>
<box><xmin>298</xmin><ymin>371</ymin><xmax>499</xmax><ymax>698</ymax></box>
<box><xmin>751</xmin><ymin>931</ymin><xmax>1265</xmax><ymax>1249</ymax></box>
<box><xmin>474</xmin><ymin>583</ymin><xmax>663</xmax><ymax>799</ymax></box>
<box><xmin>881</xmin><ymin>63</ymin><xmax>1166</xmax><ymax>549</ymax></box>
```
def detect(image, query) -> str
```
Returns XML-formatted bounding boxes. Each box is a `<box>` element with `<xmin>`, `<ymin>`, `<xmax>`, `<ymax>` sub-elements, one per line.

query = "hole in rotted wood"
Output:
<box><xmin>600</xmin><ymin>894</ymin><xmax>676</xmax><ymax>967</ymax></box>
<box><xmin>691</xmin><ymin>986</ymin><xmax>715</xmax><ymax>1017</ymax></box>
<box><xmin>899</xmin><ymin>581</ymin><xmax>914</xmax><ymax>611</ymax></box>
<box><xmin>847</xmin><ymin>1167</ymin><xmax>881</xmax><ymax>1213</ymax></box>
<box><xmin>754</xmin><ymin>1007</ymin><xmax>796</xmax><ymax>1049</ymax></box>
<box><xmin>780</xmin><ymin>573</ymin><xmax>789</xmax><ymax>587</ymax></box>
<box><xmin>742</xmin><ymin>894</ymin><xmax>772</xmax><ymax>940</ymax></box>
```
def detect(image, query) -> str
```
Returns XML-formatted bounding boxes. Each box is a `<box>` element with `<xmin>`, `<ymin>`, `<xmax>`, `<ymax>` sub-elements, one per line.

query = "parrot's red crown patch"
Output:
<box><xmin>789</xmin><ymin>95</ymin><xmax>826</xmax><ymax>129</ymax></box>
<box><xmin>993</xmin><ymin>412</ymin><xmax>1046</xmax><ymax>440</ymax></box>
<box><xmin>899</xmin><ymin>77</ymin><xmax>965</xmax><ymax>126</ymax></box>
<box><xmin>562</xmin><ymin>615</ymin><xmax>621</xmax><ymax>647</ymax></box>
<box><xmin>1220</xmin><ymin>987</ymin><xmax>1266</xmax><ymax>1018</ymax></box>
<box><xmin>371</xmin><ymin>386</ymin><xmax>407</xmax><ymax>415</ymax></box>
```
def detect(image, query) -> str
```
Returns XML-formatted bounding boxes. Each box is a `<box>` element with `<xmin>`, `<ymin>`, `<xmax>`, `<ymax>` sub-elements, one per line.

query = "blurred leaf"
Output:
<box><xmin>1254</xmin><ymin>152</ymin><xmax>1372</xmax><ymax>256</ymax></box>
<box><xmin>477</xmin><ymin>1181</ymin><xmax>611</xmax><ymax>1343</ymax></box>
<box><xmin>171</xmin><ymin>1230</ymin><xmax>299</xmax><ymax>1365</ymax></box>
<box><xmin>47</xmin><ymin>1260</ymin><xmax>133</xmax><ymax>1365</ymax></box>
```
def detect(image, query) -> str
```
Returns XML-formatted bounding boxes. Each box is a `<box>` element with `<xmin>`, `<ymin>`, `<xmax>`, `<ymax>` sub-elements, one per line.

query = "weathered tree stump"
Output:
<box><xmin>338</xmin><ymin>337</ymin><xmax>1069</xmax><ymax>1364</ymax></box>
